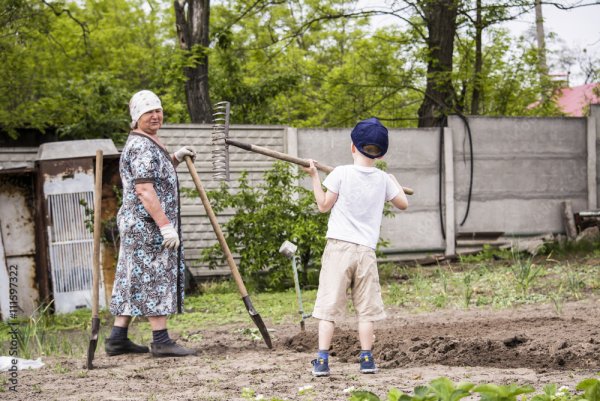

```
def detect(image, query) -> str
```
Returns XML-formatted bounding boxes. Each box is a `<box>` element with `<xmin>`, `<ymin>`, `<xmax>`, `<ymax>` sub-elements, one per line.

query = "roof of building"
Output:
<box><xmin>556</xmin><ymin>83</ymin><xmax>600</xmax><ymax>117</ymax></box>
<box><xmin>37</xmin><ymin>139</ymin><xmax>119</xmax><ymax>160</ymax></box>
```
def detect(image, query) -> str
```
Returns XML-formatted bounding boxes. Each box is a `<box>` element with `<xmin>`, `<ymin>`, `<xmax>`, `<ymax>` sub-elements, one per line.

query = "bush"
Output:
<box><xmin>199</xmin><ymin>162</ymin><xmax>329</xmax><ymax>291</ymax></box>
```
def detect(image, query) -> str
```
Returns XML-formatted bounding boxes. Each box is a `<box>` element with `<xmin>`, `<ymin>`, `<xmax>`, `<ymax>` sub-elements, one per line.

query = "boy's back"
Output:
<box><xmin>323</xmin><ymin>165</ymin><xmax>400</xmax><ymax>249</ymax></box>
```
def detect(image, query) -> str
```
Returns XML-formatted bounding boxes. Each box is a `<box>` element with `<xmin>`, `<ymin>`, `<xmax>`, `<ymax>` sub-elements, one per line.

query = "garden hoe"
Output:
<box><xmin>86</xmin><ymin>150</ymin><xmax>103</xmax><ymax>369</ymax></box>
<box><xmin>184</xmin><ymin>156</ymin><xmax>273</xmax><ymax>349</ymax></box>
<box><xmin>279</xmin><ymin>241</ymin><xmax>311</xmax><ymax>331</ymax></box>
<box><xmin>211</xmin><ymin>101</ymin><xmax>414</xmax><ymax>195</ymax></box>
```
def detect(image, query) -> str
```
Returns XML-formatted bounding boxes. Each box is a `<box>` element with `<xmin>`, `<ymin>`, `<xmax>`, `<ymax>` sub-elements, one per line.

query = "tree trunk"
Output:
<box><xmin>535</xmin><ymin>0</ymin><xmax>547</xmax><ymax>76</ymax></box>
<box><xmin>417</xmin><ymin>0</ymin><xmax>459</xmax><ymax>127</ymax></box>
<box><xmin>470</xmin><ymin>0</ymin><xmax>483</xmax><ymax>115</ymax></box>
<box><xmin>174</xmin><ymin>0</ymin><xmax>212</xmax><ymax>123</ymax></box>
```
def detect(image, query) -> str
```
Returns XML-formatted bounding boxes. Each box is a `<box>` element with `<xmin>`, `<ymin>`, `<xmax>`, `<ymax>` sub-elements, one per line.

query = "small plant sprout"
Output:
<box><xmin>550</xmin><ymin>285</ymin><xmax>566</xmax><ymax>316</ymax></box>
<box><xmin>462</xmin><ymin>272</ymin><xmax>476</xmax><ymax>309</ymax></box>
<box><xmin>509</xmin><ymin>247</ymin><xmax>543</xmax><ymax>297</ymax></box>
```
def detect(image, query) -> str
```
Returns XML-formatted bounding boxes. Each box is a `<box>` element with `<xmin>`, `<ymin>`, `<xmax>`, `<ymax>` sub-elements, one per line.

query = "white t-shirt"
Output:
<box><xmin>323</xmin><ymin>165</ymin><xmax>401</xmax><ymax>249</ymax></box>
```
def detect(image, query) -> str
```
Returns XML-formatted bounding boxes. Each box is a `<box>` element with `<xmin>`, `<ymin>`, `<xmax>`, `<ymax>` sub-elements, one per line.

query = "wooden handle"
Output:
<box><xmin>226</xmin><ymin>139</ymin><xmax>333</xmax><ymax>173</ymax></box>
<box><xmin>92</xmin><ymin>150</ymin><xmax>103</xmax><ymax>318</ymax></box>
<box><xmin>225</xmin><ymin>139</ymin><xmax>414</xmax><ymax>195</ymax></box>
<box><xmin>185</xmin><ymin>156</ymin><xmax>249</xmax><ymax>297</ymax></box>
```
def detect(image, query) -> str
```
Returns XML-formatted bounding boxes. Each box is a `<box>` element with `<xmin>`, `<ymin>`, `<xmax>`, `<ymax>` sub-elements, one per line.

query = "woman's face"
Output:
<box><xmin>136</xmin><ymin>108</ymin><xmax>163</xmax><ymax>135</ymax></box>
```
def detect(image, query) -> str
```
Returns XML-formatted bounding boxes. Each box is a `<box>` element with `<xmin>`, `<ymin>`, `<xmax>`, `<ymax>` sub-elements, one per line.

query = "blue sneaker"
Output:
<box><xmin>359</xmin><ymin>353</ymin><xmax>377</xmax><ymax>374</ymax></box>
<box><xmin>311</xmin><ymin>357</ymin><xmax>330</xmax><ymax>377</ymax></box>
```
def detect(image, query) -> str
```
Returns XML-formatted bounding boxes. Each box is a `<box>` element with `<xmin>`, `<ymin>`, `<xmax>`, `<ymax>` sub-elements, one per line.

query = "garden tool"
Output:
<box><xmin>211</xmin><ymin>101</ymin><xmax>414</xmax><ymax>195</ymax></box>
<box><xmin>279</xmin><ymin>241</ymin><xmax>311</xmax><ymax>331</ymax></box>
<box><xmin>184</xmin><ymin>156</ymin><xmax>272</xmax><ymax>349</ymax></box>
<box><xmin>86</xmin><ymin>150</ymin><xmax>103</xmax><ymax>369</ymax></box>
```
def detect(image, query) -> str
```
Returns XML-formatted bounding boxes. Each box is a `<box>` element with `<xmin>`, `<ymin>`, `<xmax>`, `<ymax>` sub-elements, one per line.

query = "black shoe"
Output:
<box><xmin>104</xmin><ymin>338</ymin><xmax>149</xmax><ymax>356</ymax></box>
<box><xmin>150</xmin><ymin>341</ymin><xmax>197</xmax><ymax>357</ymax></box>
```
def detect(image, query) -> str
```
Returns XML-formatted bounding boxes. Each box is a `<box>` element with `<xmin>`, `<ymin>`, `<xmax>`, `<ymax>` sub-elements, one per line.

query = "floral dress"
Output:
<box><xmin>110</xmin><ymin>133</ymin><xmax>184</xmax><ymax>316</ymax></box>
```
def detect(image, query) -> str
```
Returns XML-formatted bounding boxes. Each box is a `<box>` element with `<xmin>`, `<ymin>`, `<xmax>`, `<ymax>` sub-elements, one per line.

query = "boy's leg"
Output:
<box><xmin>357</xmin><ymin>321</ymin><xmax>374</xmax><ymax>351</ymax></box>
<box><xmin>357</xmin><ymin>320</ymin><xmax>377</xmax><ymax>373</ymax></box>
<box><xmin>352</xmin><ymin>246</ymin><xmax>385</xmax><ymax>373</ymax></box>
<box><xmin>319</xmin><ymin>319</ymin><xmax>336</xmax><ymax>350</ymax></box>
<box><xmin>312</xmin><ymin>319</ymin><xmax>334</xmax><ymax>377</ymax></box>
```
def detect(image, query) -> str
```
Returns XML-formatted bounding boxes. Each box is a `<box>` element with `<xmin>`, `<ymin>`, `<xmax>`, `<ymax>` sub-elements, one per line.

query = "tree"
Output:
<box><xmin>415</xmin><ymin>0</ymin><xmax>459</xmax><ymax>127</ymax></box>
<box><xmin>174</xmin><ymin>0</ymin><xmax>213</xmax><ymax>123</ymax></box>
<box><xmin>0</xmin><ymin>0</ymin><xmax>189</xmax><ymax>140</ymax></box>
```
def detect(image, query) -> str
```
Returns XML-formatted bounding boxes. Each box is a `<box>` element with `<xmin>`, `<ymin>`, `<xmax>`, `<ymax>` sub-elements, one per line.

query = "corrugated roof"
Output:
<box><xmin>0</xmin><ymin>147</ymin><xmax>38</xmax><ymax>171</ymax></box>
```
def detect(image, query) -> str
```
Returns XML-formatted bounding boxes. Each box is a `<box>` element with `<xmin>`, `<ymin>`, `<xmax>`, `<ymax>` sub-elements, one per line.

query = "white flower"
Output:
<box><xmin>255</xmin><ymin>395</ymin><xmax>264</xmax><ymax>400</ymax></box>
<box><xmin>343</xmin><ymin>386</ymin><xmax>356</xmax><ymax>393</ymax></box>
<box><xmin>558</xmin><ymin>386</ymin><xmax>569</xmax><ymax>393</ymax></box>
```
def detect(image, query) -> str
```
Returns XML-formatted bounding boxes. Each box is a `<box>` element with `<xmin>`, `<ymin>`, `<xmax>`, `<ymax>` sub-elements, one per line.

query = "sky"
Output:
<box><xmin>506</xmin><ymin>2</ymin><xmax>600</xmax><ymax>85</ymax></box>
<box><xmin>357</xmin><ymin>1</ymin><xmax>600</xmax><ymax>86</ymax></box>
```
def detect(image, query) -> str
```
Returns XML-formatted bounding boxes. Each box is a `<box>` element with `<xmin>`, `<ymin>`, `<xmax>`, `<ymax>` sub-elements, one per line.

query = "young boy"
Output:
<box><xmin>303</xmin><ymin>117</ymin><xmax>408</xmax><ymax>377</ymax></box>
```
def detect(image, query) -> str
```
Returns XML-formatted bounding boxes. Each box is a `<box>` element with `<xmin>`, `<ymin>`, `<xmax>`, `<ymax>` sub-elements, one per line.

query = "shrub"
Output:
<box><xmin>199</xmin><ymin>162</ymin><xmax>329</xmax><ymax>291</ymax></box>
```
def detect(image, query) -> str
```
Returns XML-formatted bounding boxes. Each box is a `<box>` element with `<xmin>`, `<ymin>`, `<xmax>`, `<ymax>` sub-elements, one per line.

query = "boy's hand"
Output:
<box><xmin>302</xmin><ymin>159</ymin><xmax>319</xmax><ymax>177</ymax></box>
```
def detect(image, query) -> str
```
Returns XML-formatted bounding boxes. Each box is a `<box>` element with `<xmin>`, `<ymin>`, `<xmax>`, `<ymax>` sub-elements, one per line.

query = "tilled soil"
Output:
<box><xmin>4</xmin><ymin>298</ymin><xmax>600</xmax><ymax>401</ymax></box>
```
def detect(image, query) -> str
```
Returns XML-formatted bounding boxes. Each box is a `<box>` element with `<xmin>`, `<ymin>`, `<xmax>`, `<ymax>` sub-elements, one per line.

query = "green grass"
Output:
<box><xmin>1</xmin><ymin>243</ymin><xmax>599</xmax><ymax>358</ymax></box>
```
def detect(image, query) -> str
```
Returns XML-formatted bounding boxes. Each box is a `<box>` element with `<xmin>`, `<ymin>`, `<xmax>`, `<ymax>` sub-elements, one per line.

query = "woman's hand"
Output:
<box><xmin>174</xmin><ymin>146</ymin><xmax>196</xmax><ymax>163</ymax></box>
<box><xmin>159</xmin><ymin>223</ymin><xmax>180</xmax><ymax>249</ymax></box>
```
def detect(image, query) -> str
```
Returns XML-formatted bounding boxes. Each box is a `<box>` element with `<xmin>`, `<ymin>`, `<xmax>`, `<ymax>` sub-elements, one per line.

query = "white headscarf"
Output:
<box><xmin>129</xmin><ymin>90</ymin><xmax>162</xmax><ymax>129</ymax></box>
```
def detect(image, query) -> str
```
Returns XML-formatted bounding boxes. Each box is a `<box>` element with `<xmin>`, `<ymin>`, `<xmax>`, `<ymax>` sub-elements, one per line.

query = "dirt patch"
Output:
<box><xmin>5</xmin><ymin>298</ymin><xmax>600</xmax><ymax>401</ymax></box>
<box><xmin>286</xmin><ymin>302</ymin><xmax>600</xmax><ymax>371</ymax></box>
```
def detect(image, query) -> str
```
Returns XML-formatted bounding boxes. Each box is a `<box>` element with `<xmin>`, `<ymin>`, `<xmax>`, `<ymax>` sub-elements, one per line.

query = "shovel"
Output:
<box><xmin>86</xmin><ymin>150</ymin><xmax>103</xmax><ymax>369</ymax></box>
<box><xmin>184</xmin><ymin>156</ymin><xmax>272</xmax><ymax>349</ymax></box>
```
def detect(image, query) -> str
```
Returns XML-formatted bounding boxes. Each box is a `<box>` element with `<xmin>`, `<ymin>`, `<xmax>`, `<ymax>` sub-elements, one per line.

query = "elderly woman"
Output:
<box><xmin>105</xmin><ymin>90</ymin><xmax>196</xmax><ymax>357</ymax></box>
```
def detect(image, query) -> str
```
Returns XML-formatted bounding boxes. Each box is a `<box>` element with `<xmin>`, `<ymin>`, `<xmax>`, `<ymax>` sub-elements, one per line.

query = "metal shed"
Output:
<box><xmin>0</xmin><ymin>138</ymin><xmax>123</xmax><ymax>319</ymax></box>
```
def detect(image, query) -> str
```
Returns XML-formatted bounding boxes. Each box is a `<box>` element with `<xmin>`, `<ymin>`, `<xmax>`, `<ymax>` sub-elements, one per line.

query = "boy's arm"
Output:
<box><xmin>303</xmin><ymin>160</ymin><xmax>338</xmax><ymax>213</ymax></box>
<box><xmin>388</xmin><ymin>174</ymin><xmax>409</xmax><ymax>210</ymax></box>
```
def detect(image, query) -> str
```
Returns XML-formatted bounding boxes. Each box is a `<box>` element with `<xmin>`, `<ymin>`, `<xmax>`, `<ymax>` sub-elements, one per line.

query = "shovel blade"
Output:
<box><xmin>242</xmin><ymin>295</ymin><xmax>272</xmax><ymax>349</ymax></box>
<box><xmin>86</xmin><ymin>317</ymin><xmax>100</xmax><ymax>369</ymax></box>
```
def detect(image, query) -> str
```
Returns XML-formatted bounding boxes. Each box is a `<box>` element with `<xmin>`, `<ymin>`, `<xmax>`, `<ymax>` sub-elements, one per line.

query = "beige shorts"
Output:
<box><xmin>312</xmin><ymin>239</ymin><xmax>386</xmax><ymax>322</ymax></box>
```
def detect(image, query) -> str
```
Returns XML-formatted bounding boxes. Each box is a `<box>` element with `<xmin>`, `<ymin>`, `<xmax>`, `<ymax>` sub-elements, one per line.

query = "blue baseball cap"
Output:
<box><xmin>350</xmin><ymin>117</ymin><xmax>389</xmax><ymax>159</ymax></box>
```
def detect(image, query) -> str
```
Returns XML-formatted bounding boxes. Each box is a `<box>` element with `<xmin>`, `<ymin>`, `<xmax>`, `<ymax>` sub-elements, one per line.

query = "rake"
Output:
<box><xmin>211</xmin><ymin>101</ymin><xmax>414</xmax><ymax>195</ymax></box>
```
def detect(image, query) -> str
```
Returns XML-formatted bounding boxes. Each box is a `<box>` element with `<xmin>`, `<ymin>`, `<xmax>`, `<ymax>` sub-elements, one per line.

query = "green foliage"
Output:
<box><xmin>459</xmin><ymin>244</ymin><xmax>512</xmax><ymax>263</ymax></box>
<box><xmin>472</xmin><ymin>383</ymin><xmax>535</xmax><ymax>401</ymax></box>
<box><xmin>428</xmin><ymin>378</ymin><xmax>475</xmax><ymax>401</ymax></box>
<box><xmin>576</xmin><ymin>379</ymin><xmax>600</xmax><ymax>401</ymax></box>
<box><xmin>1</xmin><ymin>0</ymin><xmax>583</xmax><ymax>139</ymax></box>
<box><xmin>350</xmin><ymin>390</ymin><xmax>382</xmax><ymax>401</ymax></box>
<box><xmin>0</xmin><ymin>0</ymin><xmax>188</xmax><ymax>140</ymax></box>
<box><xmin>509</xmin><ymin>250</ymin><xmax>544</xmax><ymax>296</ymax></box>
<box><xmin>196</xmin><ymin>162</ymin><xmax>329</xmax><ymax>291</ymax></box>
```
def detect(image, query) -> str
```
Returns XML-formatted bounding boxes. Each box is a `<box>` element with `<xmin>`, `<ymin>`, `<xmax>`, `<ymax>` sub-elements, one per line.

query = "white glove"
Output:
<box><xmin>174</xmin><ymin>146</ymin><xmax>196</xmax><ymax>162</ymax></box>
<box><xmin>159</xmin><ymin>223</ymin><xmax>180</xmax><ymax>249</ymax></box>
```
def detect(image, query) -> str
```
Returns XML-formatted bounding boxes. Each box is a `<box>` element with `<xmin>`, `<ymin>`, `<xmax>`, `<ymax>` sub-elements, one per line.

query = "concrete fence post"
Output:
<box><xmin>587</xmin><ymin>115</ymin><xmax>597</xmax><ymax>209</ymax></box>
<box><xmin>444</xmin><ymin>127</ymin><xmax>456</xmax><ymax>256</ymax></box>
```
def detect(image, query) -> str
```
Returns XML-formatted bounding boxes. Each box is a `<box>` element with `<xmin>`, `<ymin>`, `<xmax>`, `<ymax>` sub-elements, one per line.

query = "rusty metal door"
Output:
<box><xmin>0</xmin><ymin>176</ymin><xmax>39</xmax><ymax>320</ymax></box>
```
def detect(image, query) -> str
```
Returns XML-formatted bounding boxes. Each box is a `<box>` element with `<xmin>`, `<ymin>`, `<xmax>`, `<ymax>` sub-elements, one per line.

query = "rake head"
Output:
<box><xmin>212</xmin><ymin>101</ymin><xmax>231</xmax><ymax>181</ymax></box>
